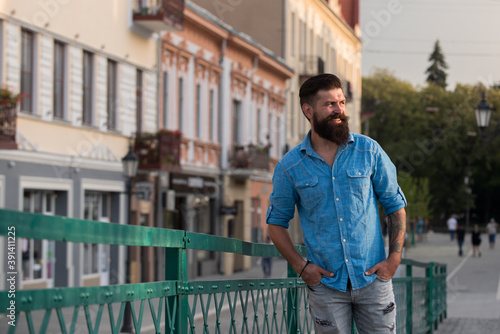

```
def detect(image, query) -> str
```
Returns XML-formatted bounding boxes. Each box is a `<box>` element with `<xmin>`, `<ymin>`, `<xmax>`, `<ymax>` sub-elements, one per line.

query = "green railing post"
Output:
<box><xmin>406</xmin><ymin>262</ymin><xmax>413</xmax><ymax>333</ymax></box>
<box><xmin>165</xmin><ymin>236</ymin><xmax>189</xmax><ymax>334</ymax></box>
<box><xmin>287</xmin><ymin>263</ymin><xmax>299</xmax><ymax>333</ymax></box>
<box><xmin>442</xmin><ymin>265</ymin><xmax>447</xmax><ymax>321</ymax></box>
<box><xmin>426</xmin><ymin>262</ymin><xmax>435</xmax><ymax>333</ymax></box>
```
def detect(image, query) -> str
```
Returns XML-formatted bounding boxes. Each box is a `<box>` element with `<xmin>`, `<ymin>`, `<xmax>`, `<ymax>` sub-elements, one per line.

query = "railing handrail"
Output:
<box><xmin>0</xmin><ymin>209</ymin><xmax>305</xmax><ymax>257</ymax></box>
<box><xmin>0</xmin><ymin>209</ymin><xmax>446</xmax><ymax>333</ymax></box>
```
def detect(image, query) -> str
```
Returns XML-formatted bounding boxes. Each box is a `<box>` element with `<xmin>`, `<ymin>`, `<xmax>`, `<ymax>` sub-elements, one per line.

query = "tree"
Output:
<box><xmin>362</xmin><ymin>70</ymin><xmax>500</xmax><ymax>229</ymax></box>
<box><xmin>425</xmin><ymin>40</ymin><xmax>448</xmax><ymax>89</ymax></box>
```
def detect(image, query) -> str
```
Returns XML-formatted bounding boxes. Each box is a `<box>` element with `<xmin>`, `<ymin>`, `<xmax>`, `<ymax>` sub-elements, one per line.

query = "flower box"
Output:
<box><xmin>134</xmin><ymin>130</ymin><xmax>182</xmax><ymax>171</ymax></box>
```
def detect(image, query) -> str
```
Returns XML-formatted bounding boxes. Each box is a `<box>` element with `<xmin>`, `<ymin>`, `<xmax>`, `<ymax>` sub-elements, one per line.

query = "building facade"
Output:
<box><xmin>0</xmin><ymin>0</ymin><xmax>183</xmax><ymax>289</ymax></box>
<box><xmin>0</xmin><ymin>0</ymin><xmax>292</xmax><ymax>289</ymax></box>
<box><xmin>191</xmin><ymin>0</ymin><xmax>362</xmax><ymax>244</ymax></box>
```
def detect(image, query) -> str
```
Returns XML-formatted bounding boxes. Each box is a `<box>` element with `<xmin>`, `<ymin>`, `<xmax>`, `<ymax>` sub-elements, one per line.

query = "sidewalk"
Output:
<box><xmin>403</xmin><ymin>232</ymin><xmax>500</xmax><ymax>333</ymax></box>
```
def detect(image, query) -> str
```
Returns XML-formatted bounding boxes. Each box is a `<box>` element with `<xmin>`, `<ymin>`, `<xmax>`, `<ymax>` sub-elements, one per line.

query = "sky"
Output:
<box><xmin>359</xmin><ymin>0</ymin><xmax>500</xmax><ymax>90</ymax></box>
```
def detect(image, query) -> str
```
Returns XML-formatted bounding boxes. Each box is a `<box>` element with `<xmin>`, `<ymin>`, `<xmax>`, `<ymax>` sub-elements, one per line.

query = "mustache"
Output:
<box><xmin>326</xmin><ymin>114</ymin><xmax>350</xmax><ymax>122</ymax></box>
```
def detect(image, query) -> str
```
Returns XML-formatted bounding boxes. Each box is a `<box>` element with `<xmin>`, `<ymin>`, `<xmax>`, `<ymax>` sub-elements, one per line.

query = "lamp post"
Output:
<box><xmin>121</xmin><ymin>144</ymin><xmax>139</xmax><ymax>333</ymax></box>
<box><xmin>474</xmin><ymin>92</ymin><xmax>493</xmax><ymax>141</ymax></box>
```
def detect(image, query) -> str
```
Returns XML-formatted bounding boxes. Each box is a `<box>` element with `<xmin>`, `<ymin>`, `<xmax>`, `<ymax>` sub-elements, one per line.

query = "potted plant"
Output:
<box><xmin>0</xmin><ymin>87</ymin><xmax>21</xmax><ymax>149</ymax></box>
<box><xmin>0</xmin><ymin>87</ymin><xmax>22</xmax><ymax>110</ymax></box>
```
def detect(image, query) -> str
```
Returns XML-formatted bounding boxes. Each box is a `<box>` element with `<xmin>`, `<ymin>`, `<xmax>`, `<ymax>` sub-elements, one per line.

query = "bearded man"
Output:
<box><xmin>266</xmin><ymin>73</ymin><xmax>407</xmax><ymax>333</ymax></box>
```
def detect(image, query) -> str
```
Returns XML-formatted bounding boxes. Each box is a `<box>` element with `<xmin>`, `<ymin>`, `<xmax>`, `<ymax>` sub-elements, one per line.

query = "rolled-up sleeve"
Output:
<box><xmin>372</xmin><ymin>144</ymin><xmax>407</xmax><ymax>216</ymax></box>
<box><xmin>266</xmin><ymin>162</ymin><xmax>298</xmax><ymax>228</ymax></box>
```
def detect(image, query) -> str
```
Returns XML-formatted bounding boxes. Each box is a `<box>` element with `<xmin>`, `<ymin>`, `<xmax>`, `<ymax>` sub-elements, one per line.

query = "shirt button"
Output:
<box><xmin>345</xmin><ymin>259</ymin><xmax>349</xmax><ymax>262</ymax></box>
<box><xmin>358</xmin><ymin>172</ymin><xmax>361</xmax><ymax>175</ymax></box>
<box><xmin>340</xmin><ymin>218</ymin><xmax>343</xmax><ymax>222</ymax></box>
<box><xmin>332</xmin><ymin>177</ymin><xmax>335</xmax><ymax>180</ymax></box>
<box><xmin>343</xmin><ymin>239</ymin><xmax>346</xmax><ymax>242</ymax></box>
<box><xmin>336</xmin><ymin>198</ymin><xmax>339</xmax><ymax>201</ymax></box>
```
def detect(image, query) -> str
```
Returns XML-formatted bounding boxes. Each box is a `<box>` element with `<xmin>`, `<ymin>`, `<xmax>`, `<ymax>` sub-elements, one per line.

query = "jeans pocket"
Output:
<box><xmin>375</xmin><ymin>276</ymin><xmax>391</xmax><ymax>283</ymax></box>
<box><xmin>306</xmin><ymin>281</ymin><xmax>322</xmax><ymax>292</ymax></box>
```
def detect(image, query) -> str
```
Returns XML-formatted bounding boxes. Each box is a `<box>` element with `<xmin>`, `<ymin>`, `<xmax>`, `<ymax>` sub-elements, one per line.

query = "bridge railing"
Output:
<box><xmin>0</xmin><ymin>209</ymin><xmax>446</xmax><ymax>333</ymax></box>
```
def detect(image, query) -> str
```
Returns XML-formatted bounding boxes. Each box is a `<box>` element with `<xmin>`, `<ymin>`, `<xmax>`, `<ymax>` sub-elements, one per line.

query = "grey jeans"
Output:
<box><xmin>307</xmin><ymin>277</ymin><xmax>396</xmax><ymax>334</ymax></box>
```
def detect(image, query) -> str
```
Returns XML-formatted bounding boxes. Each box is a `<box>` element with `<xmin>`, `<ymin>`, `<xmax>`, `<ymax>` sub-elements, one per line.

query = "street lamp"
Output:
<box><xmin>121</xmin><ymin>144</ymin><xmax>139</xmax><ymax>333</ymax></box>
<box><xmin>474</xmin><ymin>92</ymin><xmax>493</xmax><ymax>140</ymax></box>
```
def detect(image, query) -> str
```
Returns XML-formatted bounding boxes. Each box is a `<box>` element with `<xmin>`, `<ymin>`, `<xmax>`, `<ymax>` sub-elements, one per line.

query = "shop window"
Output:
<box><xmin>22</xmin><ymin>190</ymin><xmax>55</xmax><ymax>283</ymax></box>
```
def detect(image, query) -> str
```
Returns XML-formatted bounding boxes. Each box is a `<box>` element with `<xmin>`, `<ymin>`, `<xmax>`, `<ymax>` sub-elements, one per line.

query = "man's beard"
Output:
<box><xmin>312</xmin><ymin>112</ymin><xmax>350</xmax><ymax>145</ymax></box>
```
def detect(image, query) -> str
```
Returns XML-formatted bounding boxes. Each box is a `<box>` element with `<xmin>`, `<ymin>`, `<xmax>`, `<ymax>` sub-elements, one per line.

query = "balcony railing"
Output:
<box><xmin>135</xmin><ymin>130</ymin><xmax>182</xmax><ymax>171</ymax></box>
<box><xmin>0</xmin><ymin>106</ymin><xmax>17</xmax><ymax>149</ymax></box>
<box><xmin>0</xmin><ymin>209</ymin><xmax>448</xmax><ymax>334</ymax></box>
<box><xmin>230</xmin><ymin>144</ymin><xmax>270</xmax><ymax>171</ymax></box>
<box><xmin>133</xmin><ymin>0</ymin><xmax>184</xmax><ymax>32</ymax></box>
<box><xmin>299</xmin><ymin>55</ymin><xmax>324</xmax><ymax>79</ymax></box>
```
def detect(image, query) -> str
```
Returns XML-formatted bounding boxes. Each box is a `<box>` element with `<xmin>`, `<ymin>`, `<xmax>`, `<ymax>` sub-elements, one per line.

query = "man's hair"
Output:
<box><xmin>299</xmin><ymin>73</ymin><xmax>343</xmax><ymax>108</ymax></box>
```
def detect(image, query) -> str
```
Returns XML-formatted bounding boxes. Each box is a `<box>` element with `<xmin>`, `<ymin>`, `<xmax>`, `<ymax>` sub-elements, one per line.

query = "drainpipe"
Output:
<box><xmin>156</xmin><ymin>32</ymin><xmax>165</xmax><ymax>281</ymax></box>
<box><xmin>217</xmin><ymin>38</ymin><xmax>227</xmax><ymax>274</ymax></box>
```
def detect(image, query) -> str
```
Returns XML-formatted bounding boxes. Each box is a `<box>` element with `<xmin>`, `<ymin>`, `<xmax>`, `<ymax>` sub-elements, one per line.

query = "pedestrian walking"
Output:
<box><xmin>471</xmin><ymin>224</ymin><xmax>482</xmax><ymax>257</ymax></box>
<box><xmin>447</xmin><ymin>214</ymin><xmax>457</xmax><ymax>241</ymax></box>
<box><xmin>486</xmin><ymin>218</ymin><xmax>498</xmax><ymax>249</ymax></box>
<box><xmin>261</xmin><ymin>235</ymin><xmax>273</xmax><ymax>278</ymax></box>
<box><xmin>456</xmin><ymin>224</ymin><xmax>466</xmax><ymax>256</ymax></box>
<box><xmin>416</xmin><ymin>217</ymin><xmax>425</xmax><ymax>242</ymax></box>
<box><xmin>266</xmin><ymin>73</ymin><xmax>407</xmax><ymax>333</ymax></box>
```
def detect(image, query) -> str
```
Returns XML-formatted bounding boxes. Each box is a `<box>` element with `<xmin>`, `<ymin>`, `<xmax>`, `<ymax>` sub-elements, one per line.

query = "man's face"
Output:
<box><xmin>310</xmin><ymin>88</ymin><xmax>350</xmax><ymax>145</ymax></box>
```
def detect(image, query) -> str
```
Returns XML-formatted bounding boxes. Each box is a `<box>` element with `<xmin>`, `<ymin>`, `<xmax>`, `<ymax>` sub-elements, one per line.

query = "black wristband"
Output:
<box><xmin>299</xmin><ymin>260</ymin><xmax>311</xmax><ymax>278</ymax></box>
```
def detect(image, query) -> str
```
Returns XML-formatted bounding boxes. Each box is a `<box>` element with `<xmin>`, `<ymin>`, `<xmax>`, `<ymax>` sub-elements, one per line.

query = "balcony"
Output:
<box><xmin>299</xmin><ymin>55</ymin><xmax>324</xmax><ymax>83</ymax></box>
<box><xmin>132</xmin><ymin>0</ymin><xmax>184</xmax><ymax>33</ymax></box>
<box><xmin>230</xmin><ymin>144</ymin><xmax>270</xmax><ymax>172</ymax></box>
<box><xmin>134</xmin><ymin>130</ymin><xmax>182</xmax><ymax>171</ymax></box>
<box><xmin>0</xmin><ymin>106</ymin><xmax>17</xmax><ymax>149</ymax></box>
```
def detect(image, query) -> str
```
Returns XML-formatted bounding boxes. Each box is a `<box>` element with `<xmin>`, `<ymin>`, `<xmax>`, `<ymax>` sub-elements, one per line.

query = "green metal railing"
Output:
<box><xmin>0</xmin><ymin>210</ymin><xmax>446</xmax><ymax>333</ymax></box>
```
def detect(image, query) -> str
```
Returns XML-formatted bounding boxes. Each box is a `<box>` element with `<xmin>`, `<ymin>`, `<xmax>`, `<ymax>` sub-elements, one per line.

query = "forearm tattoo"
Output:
<box><xmin>388</xmin><ymin>210</ymin><xmax>406</xmax><ymax>254</ymax></box>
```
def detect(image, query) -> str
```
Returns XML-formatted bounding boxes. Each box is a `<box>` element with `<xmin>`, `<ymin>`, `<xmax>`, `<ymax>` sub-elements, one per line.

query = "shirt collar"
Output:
<box><xmin>300</xmin><ymin>131</ymin><xmax>354</xmax><ymax>156</ymax></box>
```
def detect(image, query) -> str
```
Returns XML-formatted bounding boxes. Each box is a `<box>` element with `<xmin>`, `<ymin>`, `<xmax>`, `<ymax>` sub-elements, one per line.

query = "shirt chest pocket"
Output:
<box><xmin>296</xmin><ymin>177</ymin><xmax>322</xmax><ymax>210</ymax></box>
<box><xmin>347</xmin><ymin>168</ymin><xmax>371</xmax><ymax>194</ymax></box>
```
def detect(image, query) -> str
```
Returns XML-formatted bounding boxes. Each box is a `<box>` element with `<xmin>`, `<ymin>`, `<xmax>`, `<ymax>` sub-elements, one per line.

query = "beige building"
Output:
<box><xmin>0</xmin><ymin>0</ymin><xmax>182</xmax><ymax>289</ymax></box>
<box><xmin>158</xmin><ymin>2</ymin><xmax>293</xmax><ymax>275</ymax></box>
<box><xmin>191</xmin><ymin>0</ymin><xmax>362</xmax><ymax>243</ymax></box>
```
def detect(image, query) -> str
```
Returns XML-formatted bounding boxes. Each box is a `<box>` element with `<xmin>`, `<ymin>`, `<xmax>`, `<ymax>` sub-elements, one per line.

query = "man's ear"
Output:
<box><xmin>302</xmin><ymin>103</ymin><xmax>313</xmax><ymax>121</ymax></box>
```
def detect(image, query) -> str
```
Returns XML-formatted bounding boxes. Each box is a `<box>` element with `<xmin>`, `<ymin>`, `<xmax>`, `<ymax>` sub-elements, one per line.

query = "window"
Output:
<box><xmin>83</xmin><ymin>192</ymin><xmax>111</xmax><ymax>276</ymax></box>
<box><xmin>22</xmin><ymin>190</ymin><xmax>55</xmax><ymax>282</ymax></box>
<box><xmin>291</xmin><ymin>13</ymin><xmax>296</xmax><ymax>57</ymax></box>
<box><xmin>268</xmin><ymin>113</ymin><xmax>273</xmax><ymax>153</ymax></box>
<box><xmin>317</xmin><ymin>36</ymin><xmax>323</xmax><ymax>59</ymax></box>
<box><xmin>178</xmin><ymin>77</ymin><xmax>184</xmax><ymax>132</ymax></box>
<box><xmin>257</xmin><ymin>108</ymin><xmax>263</xmax><ymax>144</ymax></box>
<box><xmin>290</xmin><ymin>92</ymin><xmax>295</xmax><ymax>138</ymax></box>
<box><xmin>21</xmin><ymin>29</ymin><xmax>34</xmax><ymax>113</ymax></box>
<box><xmin>107</xmin><ymin>59</ymin><xmax>117</xmax><ymax>130</ymax></box>
<box><xmin>277</xmin><ymin>115</ymin><xmax>283</xmax><ymax>157</ymax></box>
<box><xmin>196</xmin><ymin>84</ymin><xmax>201</xmax><ymax>139</ymax></box>
<box><xmin>0</xmin><ymin>22</ymin><xmax>3</xmax><ymax>87</ymax></box>
<box><xmin>136</xmin><ymin>69</ymin><xmax>143</xmax><ymax>133</ymax></box>
<box><xmin>299</xmin><ymin>21</ymin><xmax>306</xmax><ymax>59</ymax></box>
<box><xmin>82</xmin><ymin>51</ymin><xmax>94</xmax><ymax>125</ymax></box>
<box><xmin>232</xmin><ymin>99</ymin><xmax>242</xmax><ymax>145</ymax></box>
<box><xmin>162</xmin><ymin>71</ymin><xmax>169</xmax><ymax>129</ymax></box>
<box><xmin>331</xmin><ymin>47</ymin><xmax>337</xmax><ymax>73</ymax></box>
<box><xmin>53</xmin><ymin>41</ymin><xmax>66</xmax><ymax>119</ymax></box>
<box><xmin>209</xmin><ymin>89</ymin><xmax>215</xmax><ymax>143</ymax></box>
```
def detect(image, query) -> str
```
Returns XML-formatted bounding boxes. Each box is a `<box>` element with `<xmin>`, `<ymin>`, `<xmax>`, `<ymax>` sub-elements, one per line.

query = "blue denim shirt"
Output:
<box><xmin>266</xmin><ymin>132</ymin><xmax>407</xmax><ymax>292</ymax></box>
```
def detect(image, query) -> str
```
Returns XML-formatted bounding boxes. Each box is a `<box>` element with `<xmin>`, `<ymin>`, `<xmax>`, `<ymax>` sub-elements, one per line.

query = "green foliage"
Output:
<box><xmin>398</xmin><ymin>172</ymin><xmax>432</xmax><ymax>220</ymax></box>
<box><xmin>362</xmin><ymin>70</ymin><xmax>500</xmax><ymax>226</ymax></box>
<box><xmin>425</xmin><ymin>40</ymin><xmax>448</xmax><ymax>89</ymax></box>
